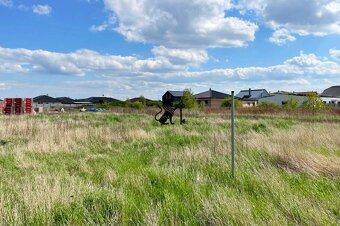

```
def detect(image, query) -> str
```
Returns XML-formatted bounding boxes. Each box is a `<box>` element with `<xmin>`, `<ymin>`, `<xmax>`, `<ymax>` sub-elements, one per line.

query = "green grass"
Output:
<box><xmin>0</xmin><ymin>112</ymin><xmax>339</xmax><ymax>225</ymax></box>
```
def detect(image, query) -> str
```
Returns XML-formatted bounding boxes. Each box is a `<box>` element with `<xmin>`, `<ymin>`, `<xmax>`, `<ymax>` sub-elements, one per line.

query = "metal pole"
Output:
<box><xmin>180</xmin><ymin>108</ymin><xmax>183</xmax><ymax>125</ymax></box>
<box><xmin>231</xmin><ymin>91</ymin><xmax>235</xmax><ymax>177</ymax></box>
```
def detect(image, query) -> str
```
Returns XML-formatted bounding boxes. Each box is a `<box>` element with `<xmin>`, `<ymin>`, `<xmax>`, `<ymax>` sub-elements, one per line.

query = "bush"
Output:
<box><xmin>96</xmin><ymin>100</ymin><xmax>125</xmax><ymax>108</ymax></box>
<box><xmin>257</xmin><ymin>102</ymin><xmax>279</xmax><ymax>108</ymax></box>
<box><xmin>199</xmin><ymin>101</ymin><xmax>206</xmax><ymax>109</ymax></box>
<box><xmin>181</xmin><ymin>88</ymin><xmax>198</xmax><ymax>109</ymax></box>
<box><xmin>283</xmin><ymin>98</ymin><xmax>299</xmax><ymax>109</ymax></box>
<box><xmin>303</xmin><ymin>92</ymin><xmax>328</xmax><ymax>111</ymax></box>
<box><xmin>125</xmin><ymin>101</ymin><xmax>145</xmax><ymax>109</ymax></box>
<box><xmin>221</xmin><ymin>98</ymin><xmax>241</xmax><ymax>108</ymax></box>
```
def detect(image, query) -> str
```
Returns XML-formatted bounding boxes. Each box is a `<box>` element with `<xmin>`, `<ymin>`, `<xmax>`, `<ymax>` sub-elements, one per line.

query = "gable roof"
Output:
<box><xmin>76</xmin><ymin>97</ymin><xmax>119</xmax><ymax>104</ymax></box>
<box><xmin>167</xmin><ymin>91</ymin><xmax>184</xmax><ymax>97</ymax></box>
<box><xmin>56</xmin><ymin>97</ymin><xmax>75</xmax><ymax>104</ymax></box>
<box><xmin>129</xmin><ymin>97</ymin><xmax>152</xmax><ymax>103</ymax></box>
<box><xmin>321</xmin><ymin>86</ymin><xmax>340</xmax><ymax>97</ymax></box>
<box><xmin>33</xmin><ymin>95</ymin><xmax>61</xmax><ymax>103</ymax></box>
<box><xmin>236</xmin><ymin>89</ymin><xmax>269</xmax><ymax>100</ymax></box>
<box><xmin>194</xmin><ymin>89</ymin><xmax>231</xmax><ymax>99</ymax></box>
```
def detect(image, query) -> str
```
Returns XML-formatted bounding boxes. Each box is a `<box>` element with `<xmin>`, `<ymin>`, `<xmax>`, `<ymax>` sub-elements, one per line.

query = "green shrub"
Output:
<box><xmin>252</xmin><ymin>123</ymin><xmax>267</xmax><ymax>133</ymax></box>
<box><xmin>221</xmin><ymin>98</ymin><xmax>241</xmax><ymax>108</ymax></box>
<box><xmin>199</xmin><ymin>101</ymin><xmax>206</xmax><ymax>109</ymax></box>
<box><xmin>283</xmin><ymin>98</ymin><xmax>299</xmax><ymax>109</ymax></box>
<box><xmin>181</xmin><ymin>88</ymin><xmax>198</xmax><ymax>109</ymax></box>
<box><xmin>126</xmin><ymin>101</ymin><xmax>145</xmax><ymax>109</ymax></box>
<box><xmin>257</xmin><ymin>102</ymin><xmax>279</xmax><ymax>108</ymax></box>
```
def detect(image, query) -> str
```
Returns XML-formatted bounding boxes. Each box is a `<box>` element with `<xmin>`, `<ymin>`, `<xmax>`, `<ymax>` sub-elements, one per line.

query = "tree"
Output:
<box><xmin>181</xmin><ymin>88</ymin><xmax>198</xmax><ymax>109</ymax></box>
<box><xmin>138</xmin><ymin>96</ymin><xmax>147</xmax><ymax>106</ymax></box>
<box><xmin>303</xmin><ymin>92</ymin><xmax>326</xmax><ymax>112</ymax></box>
<box><xmin>283</xmin><ymin>97</ymin><xmax>299</xmax><ymax>109</ymax></box>
<box><xmin>221</xmin><ymin>98</ymin><xmax>241</xmax><ymax>108</ymax></box>
<box><xmin>199</xmin><ymin>101</ymin><xmax>206</xmax><ymax>109</ymax></box>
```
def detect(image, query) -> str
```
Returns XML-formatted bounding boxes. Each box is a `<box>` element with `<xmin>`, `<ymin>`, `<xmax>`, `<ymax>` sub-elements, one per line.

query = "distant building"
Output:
<box><xmin>258</xmin><ymin>91</ymin><xmax>308</xmax><ymax>106</ymax></box>
<box><xmin>76</xmin><ymin>97</ymin><xmax>119</xmax><ymax>104</ymax></box>
<box><xmin>33</xmin><ymin>95</ymin><xmax>62</xmax><ymax>109</ymax></box>
<box><xmin>55</xmin><ymin>97</ymin><xmax>78</xmax><ymax>108</ymax></box>
<box><xmin>321</xmin><ymin>86</ymin><xmax>340</xmax><ymax>108</ymax></box>
<box><xmin>194</xmin><ymin>88</ymin><xmax>231</xmax><ymax>107</ymax></box>
<box><xmin>162</xmin><ymin>91</ymin><xmax>183</xmax><ymax>105</ymax></box>
<box><xmin>56</xmin><ymin>97</ymin><xmax>75</xmax><ymax>104</ymax></box>
<box><xmin>129</xmin><ymin>97</ymin><xmax>152</xmax><ymax>103</ymax></box>
<box><xmin>236</xmin><ymin>88</ymin><xmax>270</xmax><ymax>107</ymax></box>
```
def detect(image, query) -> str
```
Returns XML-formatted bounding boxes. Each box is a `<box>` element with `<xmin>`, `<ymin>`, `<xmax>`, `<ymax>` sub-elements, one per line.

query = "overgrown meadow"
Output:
<box><xmin>0</xmin><ymin>111</ymin><xmax>339</xmax><ymax>225</ymax></box>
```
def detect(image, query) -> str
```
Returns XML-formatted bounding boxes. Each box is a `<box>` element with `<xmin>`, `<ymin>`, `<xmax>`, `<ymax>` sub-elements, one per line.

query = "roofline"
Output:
<box><xmin>239</xmin><ymin>89</ymin><xmax>267</xmax><ymax>92</ymax></box>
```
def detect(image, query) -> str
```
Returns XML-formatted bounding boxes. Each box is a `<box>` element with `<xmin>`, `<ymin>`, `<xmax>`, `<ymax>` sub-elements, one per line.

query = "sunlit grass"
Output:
<box><xmin>0</xmin><ymin>112</ymin><xmax>339</xmax><ymax>225</ymax></box>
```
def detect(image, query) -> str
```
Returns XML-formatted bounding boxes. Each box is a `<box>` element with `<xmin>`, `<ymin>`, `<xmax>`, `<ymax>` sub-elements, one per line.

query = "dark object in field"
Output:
<box><xmin>155</xmin><ymin>104</ymin><xmax>185</xmax><ymax>125</ymax></box>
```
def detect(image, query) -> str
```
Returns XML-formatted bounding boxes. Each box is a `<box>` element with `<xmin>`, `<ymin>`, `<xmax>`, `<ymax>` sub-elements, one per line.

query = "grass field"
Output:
<box><xmin>0</xmin><ymin>111</ymin><xmax>339</xmax><ymax>225</ymax></box>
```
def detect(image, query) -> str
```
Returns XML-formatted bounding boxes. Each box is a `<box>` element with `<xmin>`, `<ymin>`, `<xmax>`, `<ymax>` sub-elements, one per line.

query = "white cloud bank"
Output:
<box><xmin>330</xmin><ymin>49</ymin><xmax>340</xmax><ymax>62</ymax></box>
<box><xmin>102</xmin><ymin>0</ymin><xmax>258</xmax><ymax>49</ymax></box>
<box><xmin>237</xmin><ymin>0</ymin><xmax>340</xmax><ymax>44</ymax></box>
<box><xmin>32</xmin><ymin>4</ymin><xmax>52</xmax><ymax>15</ymax></box>
<box><xmin>0</xmin><ymin>46</ymin><xmax>339</xmax><ymax>81</ymax></box>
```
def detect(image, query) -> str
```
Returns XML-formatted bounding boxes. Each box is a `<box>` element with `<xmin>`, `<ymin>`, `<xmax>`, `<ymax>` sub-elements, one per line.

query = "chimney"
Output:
<box><xmin>249</xmin><ymin>88</ymin><xmax>251</xmax><ymax>96</ymax></box>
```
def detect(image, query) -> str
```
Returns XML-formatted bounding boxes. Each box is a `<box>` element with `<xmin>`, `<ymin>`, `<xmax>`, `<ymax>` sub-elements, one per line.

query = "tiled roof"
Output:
<box><xmin>236</xmin><ymin>89</ymin><xmax>269</xmax><ymax>100</ymax></box>
<box><xmin>33</xmin><ymin>95</ymin><xmax>61</xmax><ymax>103</ymax></box>
<box><xmin>321</xmin><ymin>86</ymin><xmax>340</xmax><ymax>97</ymax></box>
<box><xmin>194</xmin><ymin>89</ymin><xmax>230</xmax><ymax>99</ymax></box>
<box><xmin>167</xmin><ymin>91</ymin><xmax>184</xmax><ymax>97</ymax></box>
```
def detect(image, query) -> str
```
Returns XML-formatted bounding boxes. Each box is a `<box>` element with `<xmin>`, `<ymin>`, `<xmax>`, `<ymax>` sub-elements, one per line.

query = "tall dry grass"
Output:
<box><xmin>0</xmin><ymin>112</ymin><xmax>339</xmax><ymax>225</ymax></box>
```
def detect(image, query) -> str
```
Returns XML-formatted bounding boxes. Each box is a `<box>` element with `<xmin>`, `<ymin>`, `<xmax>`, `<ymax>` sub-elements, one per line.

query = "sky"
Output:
<box><xmin>0</xmin><ymin>0</ymin><xmax>339</xmax><ymax>100</ymax></box>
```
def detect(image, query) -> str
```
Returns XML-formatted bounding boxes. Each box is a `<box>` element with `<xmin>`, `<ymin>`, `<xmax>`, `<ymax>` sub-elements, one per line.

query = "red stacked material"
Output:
<box><xmin>24</xmin><ymin>98</ymin><xmax>33</xmax><ymax>113</ymax></box>
<box><xmin>14</xmin><ymin>98</ymin><xmax>23</xmax><ymax>114</ymax></box>
<box><xmin>0</xmin><ymin>100</ymin><xmax>3</xmax><ymax>113</ymax></box>
<box><xmin>4</xmin><ymin>98</ymin><xmax>13</xmax><ymax>115</ymax></box>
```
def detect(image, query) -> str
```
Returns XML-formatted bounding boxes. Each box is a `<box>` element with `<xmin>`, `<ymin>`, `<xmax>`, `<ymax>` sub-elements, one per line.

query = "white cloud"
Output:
<box><xmin>330</xmin><ymin>49</ymin><xmax>340</xmax><ymax>61</ymax></box>
<box><xmin>0</xmin><ymin>46</ymin><xmax>187</xmax><ymax>76</ymax></box>
<box><xmin>269</xmin><ymin>29</ymin><xmax>296</xmax><ymax>45</ymax></box>
<box><xmin>1</xmin><ymin>47</ymin><xmax>339</xmax><ymax>98</ymax></box>
<box><xmin>89</xmin><ymin>14</ymin><xmax>116</xmax><ymax>32</ymax></box>
<box><xmin>32</xmin><ymin>4</ymin><xmax>52</xmax><ymax>15</ymax></box>
<box><xmin>103</xmin><ymin>0</ymin><xmax>258</xmax><ymax>49</ymax></box>
<box><xmin>0</xmin><ymin>82</ymin><xmax>9</xmax><ymax>90</ymax></box>
<box><xmin>0</xmin><ymin>0</ymin><xmax>12</xmax><ymax>7</ymax></box>
<box><xmin>0</xmin><ymin>46</ymin><xmax>339</xmax><ymax>99</ymax></box>
<box><xmin>89</xmin><ymin>24</ymin><xmax>109</xmax><ymax>32</ymax></box>
<box><xmin>151</xmin><ymin>46</ymin><xmax>208</xmax><ymax>67</ymax></box>
<box><xmin>237</xmin><ymin>0</ymin><xmax>340</xmax><ymax>44</ymax></box>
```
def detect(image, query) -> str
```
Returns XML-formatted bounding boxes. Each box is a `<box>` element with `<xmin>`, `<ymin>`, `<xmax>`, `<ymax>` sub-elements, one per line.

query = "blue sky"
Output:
<box><xmin>0</xmin><ymin>0</ymin><xmax>339</xmax><ymax>100</ymax></box>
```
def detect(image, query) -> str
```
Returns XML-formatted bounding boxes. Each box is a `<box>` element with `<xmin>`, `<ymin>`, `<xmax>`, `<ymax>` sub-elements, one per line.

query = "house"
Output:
<box><xmin>56</xmin><ymin>97</ymin><xmax>75</xmax><ymax>104</ymax></box>
<box><xmin>236</xmin><ymin>88</ymin><xmax>270</xmax><ymax>107</ymax></box>
<box><xmin>321</xmin><ymin>86</ymin><xmax>340</xmax><ymax>108</ymax></box>
<box><xmin>76</xmin><ymin>97</ymin><xmax>119</xmax><ymax>104</ymax></box>
<box><xmin>129</xmin><ymin>97</ymin><xmax>152</xmax><ymax>103</ymax></box>
<box><xmin>162</xmin><ymin>91</ymin><xmax>183</xmax><ymax>105</ymax></box>
<box><xmin>258</xmin><ymin>91</ymin><xmax>308</xmax><ymax>107</ymax></box>
<box><xmin>194</xmin><ymin>88</ymin><xmax>231</xmax><ymax>107</ymax></box>
<box><xmin>33</xmin><ymin>95</ymin><xmax>62</xmax><ymax>109</ymax></box>
<box><xmin>55</xmin><ymin>97</ymin><xmax>78</xmax><ymax>108</ymax></box>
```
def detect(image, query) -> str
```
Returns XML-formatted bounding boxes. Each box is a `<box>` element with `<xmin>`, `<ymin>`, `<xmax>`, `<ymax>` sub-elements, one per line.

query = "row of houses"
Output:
<box><xmin>163</xmin><ymin>86</ymin><xmax>340</xmax><ymax>108</ymax></box>
<box><xmin>1</xmin><ymin>86</ymin><xmax>339</xmax><ymax>112</ymax></box>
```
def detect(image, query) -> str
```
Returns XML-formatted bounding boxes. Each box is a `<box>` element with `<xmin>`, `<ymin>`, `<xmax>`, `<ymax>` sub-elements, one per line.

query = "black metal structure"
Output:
<box><xmin>155</xmin><ymin>91</ymin><xmax>186</xmax><ymax>125</ymax></box>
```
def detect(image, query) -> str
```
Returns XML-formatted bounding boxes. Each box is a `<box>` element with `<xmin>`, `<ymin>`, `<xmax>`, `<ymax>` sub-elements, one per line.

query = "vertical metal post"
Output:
<box><xmin>180</xmin><ymin>108</ymin><xmax>183</xmax><ymax>125</ymax></box>
<box><xmin>231</xmin><ymin>91</ymin><xmax>235</xmax><ymax>177</ymax></box>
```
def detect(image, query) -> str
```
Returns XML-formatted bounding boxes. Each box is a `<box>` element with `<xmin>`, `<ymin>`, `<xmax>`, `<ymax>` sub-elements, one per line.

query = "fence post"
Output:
<box><xmin>231</xmin><ymin>91</ymin><xmax>235</xmax><ymax>177</ymax></box>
